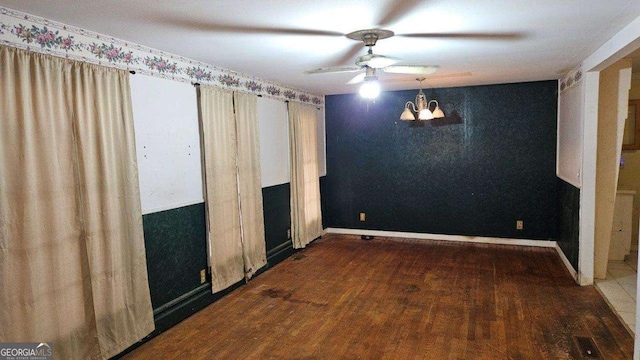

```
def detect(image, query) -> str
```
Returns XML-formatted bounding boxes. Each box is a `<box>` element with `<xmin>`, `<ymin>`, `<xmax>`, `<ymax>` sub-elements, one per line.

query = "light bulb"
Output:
<box><xmin>359</xmin><ymin>81</ymin><xmax>380</xmax><ymax>99</ymax></box>
<box><xmin>418</xmin><ymin>108</ymin><xmax>433</xmax><ymax>120</ymax></box>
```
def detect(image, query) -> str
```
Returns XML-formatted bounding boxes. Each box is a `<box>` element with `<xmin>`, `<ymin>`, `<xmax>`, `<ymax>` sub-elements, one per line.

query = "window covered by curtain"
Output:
<box><xmin>234</xmin><ymin>92</ymin><xmax>267</xmax><ymax>280</ymax></box>
<box><xmin>198</xmin><ymin>86</ymin><xmax>266</xmax><ymax>293</ymax></box>
<box><xmin>0</xmin><ymin>46</ymin><xmax>154</xmax><ymax>359</ymax></box>
<box><xmin>288</xmin><ymin>102</ymin><xmax>323</xmax><ymax>249</ymax></box>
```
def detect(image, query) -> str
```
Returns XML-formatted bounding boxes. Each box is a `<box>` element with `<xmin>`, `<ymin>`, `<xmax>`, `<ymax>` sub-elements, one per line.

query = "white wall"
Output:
<box><xmin>257</xmin><ymin>97</ymin><xmax>290</xmax><ymax>187</ymax></box>
<box><xmin>130</xmin><ymin>75</ymin><xmax>203</xmax><ymax>214</ymax></box>
<box><xmin>257</xmin><ymin>97</ymin><xmax>326</xmax><ymax>186</ymax></box>
<box><xmin>130</xmin><ymin>75</ymin><xmax>326</xmax><ymax>214</ymax></box>
<box><xmin>557</xmin><ymin>79</ymin><xmax>584</xmax><ymax>187</ymax></box>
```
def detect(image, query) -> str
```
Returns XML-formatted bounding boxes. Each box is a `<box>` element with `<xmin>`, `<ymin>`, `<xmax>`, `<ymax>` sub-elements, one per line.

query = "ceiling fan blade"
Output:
<box><xmin>347</xmin><ymin>73</ymin><xmax>366</xmax><ymax>85</ymax></box>
<box><xmin>304</xmin><ymin>67</ymin><xmax>361</xmax><ymax>74</ymax></box>
<box><xmin>383</xmin><ymin>65</ymin><xmax>439</xmax><ymax>75</ymax></box>
<box><xmin>159</xmin><ymin>16</ymin><xmax>344</xmax><ymax>36</ymax></box>
<box><xmin>376</xmin><ymin>0</ymin><xmax>424</xmax><ymax>27</ymax></box>
<box><xmin>240</xmin><ymin>26</ymin><xmax>343</xmax><ymax>36</ymax></box>
<box><xmin>383</xmin><ymin>72</ymin><xmax>473</xmax><ymax>82</ymax></box>
<box><xmin>398</xmin><ymin>32</ymin><xmax>525</xmax><ymax>40</ymax></box>
<box><xmin>328</xmin><ymin>42</ymin><xmax>364</xmax><ymax>67</ymax></box>
<box><xmin>356</xmin><ymin>53</ymin><xmax>401</xmax><ymax>68</ymax></box>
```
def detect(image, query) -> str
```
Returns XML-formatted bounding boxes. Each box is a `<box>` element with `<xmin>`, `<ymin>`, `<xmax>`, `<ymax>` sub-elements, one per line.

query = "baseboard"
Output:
<box><xmin>112</xmin><ymin>244</ymin><xmax>297</xmax><ymax>359</ymax></box>
<box><xmin>324</xmin><ymin>228</ymin><xmax>557</xmax><ymax>248</ymax></box>
<box><xmin>152</xmin><ymin>283</ymin><xmax>210</xmax><ymax>318</ymax></box>
<box><xmin>323</xmin><ymin>228</ymin><xmax>584</xmax><ymax>281</ymax></box>
<box><xmin>111</xmin><ymin>282</ymin><xmax>237</xmax><ymax>359</ymax></box>
<box><xmin>153</xmin><ymin>281</ymin><xmax>242</xmax><ymax>334</ymax></box>
<box><xmin>554</xmin><ymin>243</ymin><xmax>578</xmax><ymax>282</ymax></box>
<box><xmin>266</xmin><ymin>238</ymin><xmax>295</xmax><ymax>268</ymax></box>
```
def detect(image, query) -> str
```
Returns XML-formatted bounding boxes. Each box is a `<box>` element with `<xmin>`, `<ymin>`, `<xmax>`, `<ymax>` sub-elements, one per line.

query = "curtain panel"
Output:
<box><xmin>198</xmin><ymin>86</ymin><xmax>266</xmax><ymax>293</ymax></box>
<box><xmin>199</xmin><ymin>87</ymin><xmax>245</xmax><ymax>292</ymax></box>
<box><xmin>288</xmin><ymin>102</ymin><xmax>323</xmax><ymax>249</ymax></box>
<box><xmin>0</xmin><ymin>46</ymin><xmax>154</xmax><ymax>359</ymax></box>
<box><xmin>233</xmin><ymin>92</ymin><xmax>267</xmax><ymax>280</ymax></box>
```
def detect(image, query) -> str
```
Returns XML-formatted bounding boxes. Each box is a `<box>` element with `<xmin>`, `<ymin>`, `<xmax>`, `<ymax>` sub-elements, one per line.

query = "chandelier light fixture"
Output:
<box><xmin>400</xmin><ymin>78</ymin><xmax>445</xmax><ymax>121</ymax></box>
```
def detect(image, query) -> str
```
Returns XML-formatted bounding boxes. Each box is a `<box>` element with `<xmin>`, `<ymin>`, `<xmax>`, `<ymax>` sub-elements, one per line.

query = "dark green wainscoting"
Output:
<box><xmin>115</xmin><ymin>185</ymin><xmax>295</xmax><ymax>358</ymax></box>
<box><xmin>320</xmin><ymin>176</ymin><xmax>329</xmax><ymax>229</ymax></box>
<box><xmin>263</xmin><ymin>182</ymin><xmax>294</xmax><ymax>263</ymax></box>
<box><xmin>557</xmin><ymin>179</ymin><xmax>580</xmax><ymax>271</ymax></box>
<box><xmin>137</xmin><ymin>183</ymin><xmax>293</xmax><ymax>334</ymax></box>
<box><xmin>141</xmin><ymin>203</ymin><xmax>213</xmax><ymax>334</ymax></box>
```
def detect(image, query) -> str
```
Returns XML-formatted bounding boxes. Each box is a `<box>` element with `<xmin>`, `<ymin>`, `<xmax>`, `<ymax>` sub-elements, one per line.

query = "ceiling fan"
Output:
<box><xmin>304</xmin><ymin>28</ymin><xmax>447</xmax><ymax>98</ymax></box>
<box><xmin>160</xmin><ymin>0</ymin><xmax>524</xmax><ymax>97</ymax></box>
<box><xmin>304</xmin><ymin>29</ymin><xmax>439</xmax><ymax>86</ymax></box>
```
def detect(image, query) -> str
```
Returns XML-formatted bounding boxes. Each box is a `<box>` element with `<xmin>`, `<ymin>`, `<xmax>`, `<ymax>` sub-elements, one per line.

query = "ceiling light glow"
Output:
<box><xmin>359</xmin><ymin>80</ymin><xmax>380</xmax><ymax>99</ymax></box>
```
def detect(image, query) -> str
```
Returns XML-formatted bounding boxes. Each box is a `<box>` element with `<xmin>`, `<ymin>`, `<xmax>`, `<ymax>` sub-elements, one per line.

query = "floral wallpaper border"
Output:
<box><xmin>560</xmin><ymin>66</ymin><xmax>583</xmax><ymax>93</ymax></box>
<box><xmin>0</xmin><ymin>6</ymin><xmax>324</xmax><ymax>106</ymax></box>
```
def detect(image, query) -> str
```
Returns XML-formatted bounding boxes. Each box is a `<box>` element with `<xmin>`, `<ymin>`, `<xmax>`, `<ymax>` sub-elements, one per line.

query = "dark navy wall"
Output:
<box><xmin>557</xmin><ymin>179</ymin><xmax>580</xmax><ymax>270</ymax></box>
<box><xmin>322</xmin><ymin>80</ymin><xmax>558</xmax><ymax>240</ymax></box>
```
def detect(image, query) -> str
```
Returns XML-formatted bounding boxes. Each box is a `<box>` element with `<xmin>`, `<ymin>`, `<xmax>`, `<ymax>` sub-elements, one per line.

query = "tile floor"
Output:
<box><xmin>595</xmin><ymin>251</ymin><xmax>638</xmax><ymax>334</ymax></box>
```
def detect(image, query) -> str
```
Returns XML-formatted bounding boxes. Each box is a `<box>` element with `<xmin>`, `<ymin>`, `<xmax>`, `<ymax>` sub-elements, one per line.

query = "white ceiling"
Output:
<box><xmin>1</xmin><ymin>0</ymin><xmax>639</xmax><ymax>95</ymax></box>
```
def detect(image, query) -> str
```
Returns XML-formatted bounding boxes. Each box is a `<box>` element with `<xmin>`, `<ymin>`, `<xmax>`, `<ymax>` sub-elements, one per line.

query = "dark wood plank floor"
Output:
<box><xmin>124</xmin><ymin>234</ymin><xmax>634</xmax><ymax>359</ymax></box>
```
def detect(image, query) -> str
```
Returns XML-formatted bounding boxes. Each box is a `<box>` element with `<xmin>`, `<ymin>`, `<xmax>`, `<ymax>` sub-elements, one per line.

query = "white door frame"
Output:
<box><xmin>580</xmin><ymin>16</ymin><xmax>640</xmax><ymax>285</ymax></box>
<box><xmin>577</xmin><ymin>14</ymin><xmax>640</xmax><ymax>359</ymax></box>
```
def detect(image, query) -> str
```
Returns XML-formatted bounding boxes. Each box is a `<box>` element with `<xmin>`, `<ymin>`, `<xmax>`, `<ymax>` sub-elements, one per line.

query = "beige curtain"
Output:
<box><xmin>234</xmin><ymin>92</ymin><xmax>267</xmax><ymax>280</ymax></box>
<box><xmin>199</xmin><ymin>87</ymin><xmax>267</xmax><ymax>293</ymax></box>
<box><xmin>69</xmin><ymin>62</ymin><xmax>154</xmax><ymax>358</ymax></box>
<box><xmin>199</xmin><ymin>87</ymin><xmax>245</xmax><ymax>292</ymax></box>
<box><xmin>0</xmin><ymin>46</ymin><xmax>154</xmax><ymax>359</ymax></box>
<box><xmin>288</xmin><ymin>102</ymin><xmax>323</xmax><ymax>248</ymax></box>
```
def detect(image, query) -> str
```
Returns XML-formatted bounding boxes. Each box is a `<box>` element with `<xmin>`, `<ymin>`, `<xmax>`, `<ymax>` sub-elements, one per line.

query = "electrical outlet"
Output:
<box><xmin>516</xmin><ymin>220</ymin><xmax>523</xmax><ymax>230</ymax></box>
<box><xmin>360</xmin><ymin>213</ymin><xmax>366</xmax><ymax>222</ymax></box>
<box><xmin>200</xmin><ymin>269</ymin><xmax>206</xmax><ymax>284</ymax></box>
<box><xmin>287</xmin><ymin>228</ymin><xmax>291</xmax><ymax>239</ymax></box>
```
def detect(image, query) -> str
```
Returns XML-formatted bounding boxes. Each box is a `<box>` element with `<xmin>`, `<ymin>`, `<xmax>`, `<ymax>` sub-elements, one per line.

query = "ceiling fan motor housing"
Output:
<box><xmin>345</xmin><ymin>29</ymin><xmax>395</xmax><ymax>46</ymax></box>
<box><xmin>362</xmin><ymin>33</ymin><xmax>378</xmax><ymax>47</ymax></box>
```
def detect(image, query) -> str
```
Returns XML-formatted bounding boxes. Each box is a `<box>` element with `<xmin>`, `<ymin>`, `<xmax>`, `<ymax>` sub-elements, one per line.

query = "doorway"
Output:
<box><xmin>594</xmin><ymin>50</ymin><xmax>640</xmax><ymax>337</ymax></box>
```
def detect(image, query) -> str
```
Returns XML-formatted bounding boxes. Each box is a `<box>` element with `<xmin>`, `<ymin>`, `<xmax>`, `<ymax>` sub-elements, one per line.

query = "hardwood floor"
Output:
<box><xmin>124</xmin><ymin>234</ymin><xmax>634</xmax><ymax>359</ymax></box>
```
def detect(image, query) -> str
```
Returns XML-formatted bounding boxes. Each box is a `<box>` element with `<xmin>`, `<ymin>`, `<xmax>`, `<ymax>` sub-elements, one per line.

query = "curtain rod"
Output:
<box><xmin>186</xmin><ymin>85</ymin><xmax>318</xmax><ymax>109</ymax></box>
